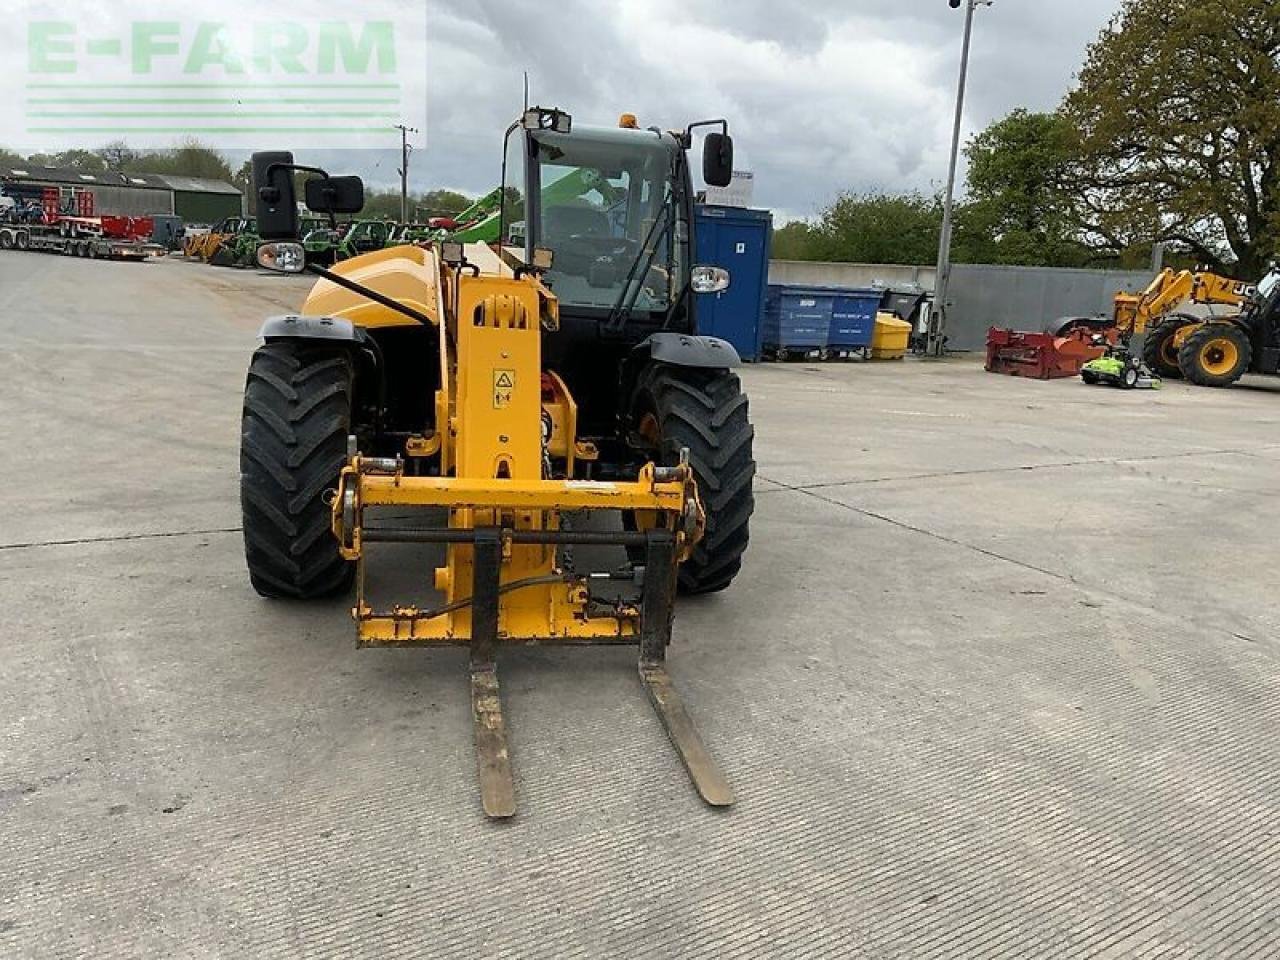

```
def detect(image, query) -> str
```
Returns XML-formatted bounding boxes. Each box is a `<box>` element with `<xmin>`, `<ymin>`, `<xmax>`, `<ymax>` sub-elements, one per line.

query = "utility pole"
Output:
<box><xmin>395</xmin><ymin>123</ymin><xmax>419</xmax><ymax>223</ymax></box>
<box><xmin>928</xmin><ymin>0</ymin><xmax>992</xmax><ymax>357</ymax></box>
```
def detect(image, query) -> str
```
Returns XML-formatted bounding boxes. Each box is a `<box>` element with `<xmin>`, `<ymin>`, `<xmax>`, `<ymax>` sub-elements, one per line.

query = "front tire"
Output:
<box><xmin>632</xmin><ymin>365</ymin><xmax>755</xmax><ymax>594</ymax></box>
<box><xmin>240</xmin><ymin>341</ymin><xmax>355</xmax><ymax>599</ymax></box>
<box><xmin>1142</xmin><ymin>317</ymin><xmax>1190</xmax><ymax>378</ymax></box>
<box><xmin>1179</xmin><ymin>323</ymin><xmax>1251</xmax><ymax>388</ymax></box>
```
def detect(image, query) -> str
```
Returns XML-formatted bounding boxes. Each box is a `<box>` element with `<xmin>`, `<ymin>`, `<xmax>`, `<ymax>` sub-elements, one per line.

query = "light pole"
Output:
<box><xmin>928</xmin><ymin>0</ymin><xmax>992</xmax><ymax>357</ymax></box>
<box><xmin>395</xmin><ymin>123</ymin><xmax>419</xmax><ymax>223</ymax></box>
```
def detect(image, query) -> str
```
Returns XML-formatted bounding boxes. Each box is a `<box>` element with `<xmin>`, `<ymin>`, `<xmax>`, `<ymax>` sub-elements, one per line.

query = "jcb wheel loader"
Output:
<box><xmin>238</xmin><ymin>109</ymin><xmax>754</xmax><ymax>817</ymax></box>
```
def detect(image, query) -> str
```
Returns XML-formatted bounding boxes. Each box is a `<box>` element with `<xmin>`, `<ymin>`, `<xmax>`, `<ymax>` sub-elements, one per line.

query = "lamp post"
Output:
<box><xmin>928</xmin><ymin>0</ymin><xmax>992</xmax><ymax>357</ymax></box>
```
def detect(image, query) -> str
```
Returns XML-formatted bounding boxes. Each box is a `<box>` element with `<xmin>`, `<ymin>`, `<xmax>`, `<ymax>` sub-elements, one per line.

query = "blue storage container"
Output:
<box><xmin>763</xmin><ymin>285</ymin><xmax>884</xmax><ymax>356</ymax></box>
<box><xmin>828</xmin><ymin>292</ymin><xmax>881</xmax><ymax>349</ymax></box>
<box><xmin>764</xmin><ymin>286</ymin><xmax>830</xmax><ymax>353</ymax></box>
<box><xmin>693</xmin><ymin>205</ymin><xmax>772</xmax><ymax>361</ymax></box>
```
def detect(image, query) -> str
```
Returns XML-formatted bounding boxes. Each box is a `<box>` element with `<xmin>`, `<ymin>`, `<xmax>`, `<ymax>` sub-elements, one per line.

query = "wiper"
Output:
<box><xmin>605</xmin><ymin>197</ymin><xmax>673</xmax><ymax>333</ymax></box>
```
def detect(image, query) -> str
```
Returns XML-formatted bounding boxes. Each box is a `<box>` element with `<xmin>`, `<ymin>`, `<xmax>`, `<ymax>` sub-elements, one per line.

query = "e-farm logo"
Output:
<box><xmin>6</xmin><ymin>2</ymin><xmax>427</xmax><ymax>150</ymax></box>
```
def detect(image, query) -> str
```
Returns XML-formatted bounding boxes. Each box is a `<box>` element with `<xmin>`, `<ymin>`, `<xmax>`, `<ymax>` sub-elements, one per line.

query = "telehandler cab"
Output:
<box><xmin>239</xmin><ymin>109</ymin><xmax>754</xmax><ymax>817</ymax></box>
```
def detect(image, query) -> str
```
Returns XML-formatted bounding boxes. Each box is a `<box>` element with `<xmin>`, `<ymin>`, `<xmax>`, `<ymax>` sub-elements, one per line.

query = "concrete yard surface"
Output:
<box><xmin>2</xmin><ymin>253</ymin><xmax>1279</xmax><ymax>958</ymax></box>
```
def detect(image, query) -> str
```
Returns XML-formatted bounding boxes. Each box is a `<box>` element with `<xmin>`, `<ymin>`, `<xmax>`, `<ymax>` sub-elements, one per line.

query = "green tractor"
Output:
<box><xmin>215</xmin><ymin>217</ymin><xmax>325</xmax><ymax>268</ymax></box>
<box><xmin>302</xmin><ymin>218</ymin><xmax>398</xmax><ymax>265</ymax></box>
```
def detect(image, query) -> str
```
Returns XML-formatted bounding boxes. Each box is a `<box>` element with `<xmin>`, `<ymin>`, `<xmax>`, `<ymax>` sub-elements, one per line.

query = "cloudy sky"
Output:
<box><xmin>2</xmin><ymin>0</ymin><xmax>1124</xmax><ymax>220</ymax></box>
<box><xmin>397</xmin><ymin>0</ymin><xmax>1124</xmax><ymax>221</ymax></box>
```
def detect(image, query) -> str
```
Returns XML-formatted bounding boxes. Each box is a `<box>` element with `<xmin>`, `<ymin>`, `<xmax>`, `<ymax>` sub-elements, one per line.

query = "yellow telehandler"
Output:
<box><xmin>239</xmin><ymin>109</ymin><xmax>753</xmax><ymax>817</ymax></box>
<box><xmin>1052</xmin><ymin>268</ymin><xmax>1255</xmax><ymax>378</ymax></box>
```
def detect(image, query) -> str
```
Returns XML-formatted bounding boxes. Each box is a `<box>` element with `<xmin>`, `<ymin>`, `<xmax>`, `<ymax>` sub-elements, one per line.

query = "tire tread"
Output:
<box><xmin>240</xmin><ymin>341</ymin><xmax>354</xmax><ymax>599</ymax></box>
<box><xmin>636</xmin><ymin>366</ymin><xmax>755</xmax><ymax>594</ymax></box>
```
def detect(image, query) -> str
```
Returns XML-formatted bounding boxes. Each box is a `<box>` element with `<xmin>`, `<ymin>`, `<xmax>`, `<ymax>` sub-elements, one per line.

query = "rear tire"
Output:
<box><xmin>1179</xmin><ymin>323</ymin><xmax>1251</xmax><ymax>388</ymax></box>
<box><xmin>632</xmin><ymin>365</ymin><xmax>755</xmax><ymax>594</ymax></box>
<box><xmin>1142</xmin><ymin>317</ymin><xmax>1191</xmax><ymax>378</ymax></box>
<box><xmin>240</xmin><ymin>341</ymin><xmax>356</xmax><ymax>599</ymax></box>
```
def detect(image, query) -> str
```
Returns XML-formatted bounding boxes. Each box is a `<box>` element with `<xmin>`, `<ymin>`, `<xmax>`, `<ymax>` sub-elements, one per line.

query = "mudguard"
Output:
<box><xmin>633</xmin><ymin>332</ymin><xmax>741</xmax><ymax>368</ymax></box>
<box><xmin>258</xmin><ymin>314</ymin><xmax>366</xmax><ymax>343</ymax></box>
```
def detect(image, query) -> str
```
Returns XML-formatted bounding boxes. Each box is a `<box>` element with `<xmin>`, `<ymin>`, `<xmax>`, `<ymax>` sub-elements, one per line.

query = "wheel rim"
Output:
<box><xmin>637</xmin><ymin>411</ymin><xmax>661</xmax><ymax>449</ymax></box>
<box><xmin>631</xmin><ymin>411</ymin><xmax>665</xmax><ymax>535</ymax></box>
<box><xmin>1159</xmin><ymin>336</ymin><xmax>1180</xmax><ymax>367</ymax></box>
<box><xmin>1199</xmin><ymin>338</ymin><xmax>1239</xmax><ymax>376</ymax></box>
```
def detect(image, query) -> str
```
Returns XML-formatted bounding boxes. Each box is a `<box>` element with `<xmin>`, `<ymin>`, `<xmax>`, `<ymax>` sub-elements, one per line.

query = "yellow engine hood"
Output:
<box><xmin>302</xmin><ymin>244</ymin><xmax>442</xmax><ymax>328</ymax></box>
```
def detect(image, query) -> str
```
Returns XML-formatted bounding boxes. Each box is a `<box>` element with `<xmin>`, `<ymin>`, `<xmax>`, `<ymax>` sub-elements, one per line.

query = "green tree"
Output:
<box><xmin>51</xmin><ymin>149</ymin><xmax>107</xmax><ymax>172</ymax></box>
<box><xmin>803</xmin><ymin>190</ymin><xmax>943</xmax><ymax>264</ymax></box>
<box><xmin>232</xmin><ymin>159</ymin><xmax>253</xmax><ymax>195</ymax></box>
<box><xmin>359</xmin><ymin>189</ymin><xmax>404</xmax><ymax>220</ymax></box>
<box><xmin>771</xmin><ymin>220</ymin><xmax>818</xmax><ymax>260</ymax></box>
<box><xmin>420</xmin><ymin>189</ymin><xmax>471</xmax><ymax>218</ymax></box>
<box><xmin>0</xmin><ymin>148</ymin><xmax>23</xmax><ymax>167</ymax></box>
<box><xmin>1062</xmin><ymin>0</ymin><xmax>1280</xmax><ymax>278</ymax></box>
<box><xmin>97</xmin><ymin>141</ymin><xmax>138</xmax><ymax>171</ymax></box>
<box><xmin>133</xmin><ymin>141</ymin><xmax>235</xmax><ymax>181</ymax></box>
<box><xmin>960</xmin><ymin>109</ymin><xmax>1091</xmax><ymax>267</ymax></box>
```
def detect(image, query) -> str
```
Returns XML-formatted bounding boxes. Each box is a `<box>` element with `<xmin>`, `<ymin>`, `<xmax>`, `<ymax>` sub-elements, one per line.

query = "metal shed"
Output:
<box><xmin>154</xmin><ymin>175</ymin><xmax>243</xmax><ymax>223</ymax></box>
<box><xmin>0</xmin><ymin>166</ymin><xmax>241</xmax><ymax>224</ymax></box>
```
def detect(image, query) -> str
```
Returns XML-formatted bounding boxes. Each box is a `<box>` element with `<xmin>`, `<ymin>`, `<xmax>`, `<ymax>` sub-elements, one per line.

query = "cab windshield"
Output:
<box><xmin>528</xmin><ymin>129</ymin><xmax>681</xmax><ymax>312</ymax></box>
<box><xmin>1259</xmin><ymin>267</ymin><xmax>1279</xmax><ymax>299</ymax></box>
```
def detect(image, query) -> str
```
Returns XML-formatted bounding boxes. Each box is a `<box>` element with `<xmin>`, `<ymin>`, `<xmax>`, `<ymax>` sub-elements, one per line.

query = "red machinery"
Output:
<box><xmin>985</xmin><ymin>327</ymin><xmax>1109</xmax><ymax>380</ymax></box>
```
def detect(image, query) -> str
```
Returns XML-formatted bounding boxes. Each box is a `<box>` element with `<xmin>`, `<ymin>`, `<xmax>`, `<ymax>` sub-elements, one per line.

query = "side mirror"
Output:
<box><xmin>703</xmin><ymin>132</ymin><xmax>734</xmax><ymax>188</ymax></box>
<box><xmin>253</xmin><ymin>151</ymin><xmax>298</xmax><ymax>241</ymax></box>
<box><xmin>305</xmin><ymin>176</ymin><xmax>365</xmax><ymax>215</ymax></box>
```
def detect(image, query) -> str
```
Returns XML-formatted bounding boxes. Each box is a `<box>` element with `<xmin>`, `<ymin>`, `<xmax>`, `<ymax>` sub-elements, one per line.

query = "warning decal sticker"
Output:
<box><xmin>493</xmin><ymin>369</ymin><xmax>515</xmax><ymax>408</ymax></box>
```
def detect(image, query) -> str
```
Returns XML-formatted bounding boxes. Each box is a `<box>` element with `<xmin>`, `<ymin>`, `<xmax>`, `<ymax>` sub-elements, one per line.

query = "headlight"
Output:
<box><xmin>691</xmin><ymin>265</ymin><xmax>731</xmax><ymax>294</ymax></box>
<box><xmin>256</xmin><ymin>241</ymin><xmax>306</xmax><ymax>273</ymax></box>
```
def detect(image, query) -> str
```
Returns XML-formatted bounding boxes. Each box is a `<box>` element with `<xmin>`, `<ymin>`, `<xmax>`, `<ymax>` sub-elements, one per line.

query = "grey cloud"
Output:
<box><xmin>331</xmin><ymin>0</ymin><xmax>1124</xmax><ymax>221</ymax></box>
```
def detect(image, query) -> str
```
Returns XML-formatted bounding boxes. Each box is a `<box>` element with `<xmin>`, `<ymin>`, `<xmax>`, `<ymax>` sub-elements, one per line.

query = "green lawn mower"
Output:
<box><xmin>1081</xmin><ymin>344</ymin><xmax>1162</xmax><ymax>389</ymax></box>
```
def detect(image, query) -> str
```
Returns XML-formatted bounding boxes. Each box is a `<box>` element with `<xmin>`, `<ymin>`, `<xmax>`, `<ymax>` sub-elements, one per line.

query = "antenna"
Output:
<box><xmin>523</xmin><ymin>71</ymin><xmax>530</xmax><ymax>111</ymax></box>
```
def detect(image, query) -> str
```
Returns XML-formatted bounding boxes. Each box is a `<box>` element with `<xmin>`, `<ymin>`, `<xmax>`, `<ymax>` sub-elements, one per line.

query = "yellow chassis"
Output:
<box><xmin>334</xmin><ymin>459</ymin><xmax>701</xmax><ymax>646</ymax></box>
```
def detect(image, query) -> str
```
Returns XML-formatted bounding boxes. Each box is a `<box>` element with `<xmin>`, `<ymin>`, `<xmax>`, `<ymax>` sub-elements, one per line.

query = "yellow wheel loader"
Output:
<box><xmin>239</xmin><ymin>109</ymin><xmax>754</xmax><ymax>817</ymax></box>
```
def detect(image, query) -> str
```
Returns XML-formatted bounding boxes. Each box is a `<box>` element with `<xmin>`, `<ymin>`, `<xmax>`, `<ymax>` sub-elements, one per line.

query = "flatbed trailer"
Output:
<box><xmin>0</xmin><ymin>219</ymin><xmax>164</xmax><ymax>261</ymax></box>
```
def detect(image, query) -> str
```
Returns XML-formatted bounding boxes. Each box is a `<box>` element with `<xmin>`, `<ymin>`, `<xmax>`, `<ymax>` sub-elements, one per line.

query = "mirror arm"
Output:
<box><xmin>683</xmin><ymin>118</ymin><xmax>729</xmax><ymax>149</ymax></box>
<box><xmin>305</xmin><ymin>263</ymin><xmax>433</xmax><ymax>327</ymax></box>
<box><xmin>261</xmin><ymin>163</ymin><xmax>338</xmax><ymax>229</ymax></box>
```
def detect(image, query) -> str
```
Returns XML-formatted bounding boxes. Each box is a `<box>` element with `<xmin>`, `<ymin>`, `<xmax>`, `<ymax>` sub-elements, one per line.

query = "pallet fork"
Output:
<box><xmin>461</xmin><ymin>526</ymin><xmax>731</xmax><ymax>817</ymax></box>
<box><xmin>341</xmin><ymin>473</ymin><xmax>733</xmax><ymax>818</ymax></box>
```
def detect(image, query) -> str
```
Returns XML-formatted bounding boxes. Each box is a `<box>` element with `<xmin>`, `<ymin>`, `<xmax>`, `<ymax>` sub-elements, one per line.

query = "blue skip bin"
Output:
<box><xmin>764</xmin><ymin>286</ymin><xmax>829</xmax><ymax>355</ymax></box>
<box><xmin>764</xmin><ymin>285</ymin><xmax>884</xmax><ymax>358</ymax></box>
<box><xmin>829</xmin><ymin>293</ymin><xmax>881</xmax><ymax>351</ymax></box>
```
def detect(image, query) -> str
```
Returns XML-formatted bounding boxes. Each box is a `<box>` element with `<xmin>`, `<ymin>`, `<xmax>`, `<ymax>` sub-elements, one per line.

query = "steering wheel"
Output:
<box><xmin>553</xmin><ymin>235</ymin><xmax>640</xmax><ymax>285</ymax></box>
